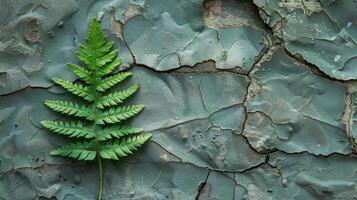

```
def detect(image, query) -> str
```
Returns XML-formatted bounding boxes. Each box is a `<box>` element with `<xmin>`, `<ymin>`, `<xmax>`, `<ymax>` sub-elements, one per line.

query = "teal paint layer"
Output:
<box><xmin>0</xmin><ymin>0</ymin><xmax>356</xmax><ymax>199</ymax></box>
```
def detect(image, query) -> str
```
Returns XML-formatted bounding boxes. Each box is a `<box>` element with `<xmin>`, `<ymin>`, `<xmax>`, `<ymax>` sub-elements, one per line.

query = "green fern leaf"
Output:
<box><xmin>97</xmin><ymin>105</ymin><xmax>144</xmax><ymax>125</ymax></box>
<box><xmin>97</xmin><ymin>58</ymin><xmax>122</xmax><ymax>77</ymax></box>
<box><xmin>77</xmin><ymin>43</ymin><xmax>115</xmax><ymax>68</ymax></box>
<box><xmin>41</xmin><ymin>120</ymin><xmax>94</xmax><ymax>139</ymax></box>
<box><xmin>76</xmin><ymin>51</ymin><xmax>95</xmax><ymax>68</ymax></box>
<box><xmin>96</xmin><ymin>50</ymin><xmax>119</xmax><ymax>67</ymax></box>
<box><xmin>51</xmin><ymin>141</ymin><xmax>96</xmax><ymax>161</ymax></box>
<box><xmin>97</xmin><ymin>83</ymin><xmax>139</xmax><ymax>109</ymax></box>
<box><xmin>96</xmin><ymin>41</ymin><xmax>114</xmax><ymax>55</ymax></box>
<box><xmin>98</xmin><ymin>125</ymin><xmax>144</xmax><ymax>141</ymax></box>
<box><xmin>79</xmin><ymin>42</ymin><xmax>113</xmax><ymax>59</ymax></box>
<box><xmin>99</xmin><ymin>134</ymin><xmax>151</xmax><ymax>160</ymax></box>
<box><xmin>76</xmin><ymin>18</ymin><xmax>111</xmax><ymax>69</ymax></box>
<box><xmin>45</xmin><ymin>100</ymin><xmax>93</xmax><ymax>119</ymax></box>
<box><xmin>85</xmin><ymin>18</ymin><xmax>107</xmax><ymax>50</ymax></box>
<box><xmin>67</xmin><ymin>63</ymin><xmax>93</xmax><ymax>84</ymax></box>
<box><xmin>42</xmin><ymin>17</ymin><xmax>151</xmax><ymax>200</ymax></box>
<box><xmin>96</xmin><ymin>72</ymin><xmax>132</xmax><ymax>92</ymax></box>
<box><xmin>53</xmin><ymin>78</ymin><xmax>93</xmax><ymax>101</ymax></box>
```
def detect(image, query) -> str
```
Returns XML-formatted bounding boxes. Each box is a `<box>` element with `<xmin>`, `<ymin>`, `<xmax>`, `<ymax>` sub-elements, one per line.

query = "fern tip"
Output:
<box><xmin>52</xmin><ymin>78</ymin><xmax>63</xmax><ymax>84</ymax></box>
<box><xmin>50</xmin><ymin>150</ymin><xmax>59</xmax><ymax>156</ymax></box>
<box><xmin>40</xmin><ymin>120</ymin><xmax>48</xmax><ymax>126</ymax></box>
<box><xmin>144</xmin><ymin>133</ymin><xmax>152</xmax><ymax>139</ymax></box>
<box><xmin>92</xmin><ymin>16</ymin><xmax>99</xmax><ymax>22</ymax></box>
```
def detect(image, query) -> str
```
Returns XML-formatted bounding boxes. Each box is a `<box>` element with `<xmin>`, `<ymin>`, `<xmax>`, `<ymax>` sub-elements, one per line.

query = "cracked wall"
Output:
<box><xmin>0</xmin><ymin>0</ymin><xmax>357</xmax><ymax>199</ymax></box>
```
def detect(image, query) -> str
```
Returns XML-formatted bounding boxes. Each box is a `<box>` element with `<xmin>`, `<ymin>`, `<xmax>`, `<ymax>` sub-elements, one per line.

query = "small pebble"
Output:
<box><xmin>57</xmin><ymin>21</ymin><xmax>64</xmax><ymax>28</ymax></box>
<box><xmin>47</xmin><ymin>32</ymin><xmax>55</xmax><ymax>38</ymax></box>
<box><xmin>347</xmin><ymin>22</ymin><xmax>352</xmax><ymax>28</ymax></box>
<box><xmin>282</xmin><ymin>178</ymin><xmax>288</xmax><ymax>187</ymax></box>
<box><xmin>333</xmin><ymin>55</ymin><xmax>341</xmax><ymax>62</ymax></box>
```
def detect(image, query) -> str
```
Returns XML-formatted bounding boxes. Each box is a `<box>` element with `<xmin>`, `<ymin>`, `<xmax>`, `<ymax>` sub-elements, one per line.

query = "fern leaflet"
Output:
<box><xmin>96</xmin><ymin>83</ymin><xmax>140</xmax><ymax>109</ymax></box>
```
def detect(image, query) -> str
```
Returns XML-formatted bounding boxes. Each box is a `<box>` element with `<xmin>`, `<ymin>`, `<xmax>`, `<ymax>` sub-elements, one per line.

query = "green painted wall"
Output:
<box><xmin>0</xmin><ymin>0</ymin><xmax>357</xmax><ymax>199</ymax></box>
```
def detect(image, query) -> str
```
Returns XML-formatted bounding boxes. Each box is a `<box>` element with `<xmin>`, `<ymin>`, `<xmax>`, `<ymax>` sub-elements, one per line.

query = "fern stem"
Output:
<box><xmin>97</xmin><ymin>155</ymin><xmax>103</xmax><ymax>200</ymax></box>
<box><xmin>93</xmin><ymin>93</ymin><xmax>104</xmax><ymax>200</ymax></box>
<box><xmin>92</xmin><ymin>55</ymin><xmax>103</xmax><ymax>200</ymax></box>
<box><xmin>93</xmin><ymin>86</ymin><xmax>103</xmax><ymax>200</ymax></box>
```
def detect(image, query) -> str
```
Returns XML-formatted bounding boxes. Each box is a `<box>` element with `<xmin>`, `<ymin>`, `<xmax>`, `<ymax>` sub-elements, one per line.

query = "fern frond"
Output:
<box><xmin>45</xmin><ymin>100</ymin><xmax>93</xmax><ymax>119</ymax></box>
<box><xmin>96</xmin><ymin>72</ymin><xmax>132</xmax><ymax>92</ymax></box>
<box><xmin>51</xmin><ymin>141</ymin><xmax>96</xmax><ymax>161</ymax></box>
<box><xmin>98</xmin><ymin>126</ymin><xmax>144</xmax><ymax>141</ymax></box>
<box><xmin>41</xmin><ymin>120</ymin><xmax>94</xmax><ymax>139</ymax></box>
<box><xmin>97</xmin><ymin>83</ymin><xmax>139</xmax><ymax>109</ymax></box>
<box><xmin>99</xmin><ymin>134</ymin><xmax>151</xmax><ymax>160</ymax></box>
<box><xmin>67</xmin><ymin>63</ymin><xmax>93</xmax><ymax>84</ymax></box>
<box><xmin>53</xmin><ymin>78</ymin><xmax>93</xmax><ymax>101</ymax></box>
<box><xmin>43</xmin><ymin>17</ymin><xmax>151</xmax><ymax>200</ymax></box>
<box><xmin>97</xmin><ymin>58</ymin><xmax>122</xmax><ymax>77</ymax></box>
<box><xmin>97</xmin><ymin>105</ymin><xmax>144</xmax><ymax>125</ymax></box>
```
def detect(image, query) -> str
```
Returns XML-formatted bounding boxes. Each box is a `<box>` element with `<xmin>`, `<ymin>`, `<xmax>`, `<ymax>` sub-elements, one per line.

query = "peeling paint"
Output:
<box><xmin>244</xmin><ymin>48</ymin><xmax>351</xmax><ymax>155</ymax></box>
<box><xmin>254</xmin><ymin>0</ymin><xmax>357</xmax><ymax>80</ymax></box>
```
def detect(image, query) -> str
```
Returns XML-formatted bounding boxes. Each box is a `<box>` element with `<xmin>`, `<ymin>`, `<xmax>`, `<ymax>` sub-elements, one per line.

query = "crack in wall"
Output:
<box><xmin>194</xmin><ymin>170</ymin><xmax>210</xmax><ymax>200</ymax></box>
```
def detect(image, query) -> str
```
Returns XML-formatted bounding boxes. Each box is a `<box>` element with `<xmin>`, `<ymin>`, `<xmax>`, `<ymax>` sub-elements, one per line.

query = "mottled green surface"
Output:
<box><xmin>0</xmin><ymin>0</ymin><xmax>357</xmax><ymax>199</ymax></box>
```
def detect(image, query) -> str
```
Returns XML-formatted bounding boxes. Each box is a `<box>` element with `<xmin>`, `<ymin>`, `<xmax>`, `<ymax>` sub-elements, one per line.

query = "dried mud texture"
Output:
<box><xmin>0</xmin><ymin>0</ymin><xmax>357</xmax><ymax>200</ymax></box>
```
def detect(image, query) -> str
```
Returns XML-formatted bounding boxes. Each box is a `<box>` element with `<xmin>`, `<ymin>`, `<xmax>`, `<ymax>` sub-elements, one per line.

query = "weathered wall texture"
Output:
<box><xmin>0</xmin><ymin>0</ymin><xmax>357</xmax><ymax>199</ymax></box>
